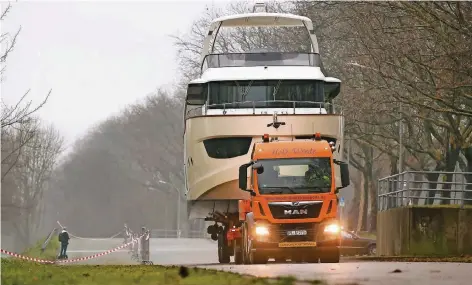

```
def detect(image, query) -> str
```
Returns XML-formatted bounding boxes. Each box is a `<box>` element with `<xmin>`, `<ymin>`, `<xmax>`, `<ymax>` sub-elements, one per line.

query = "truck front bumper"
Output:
<box><xmin>251</xmin><ymin>237</ymin><xmax>340</xmax><ymax>254</ymax></box>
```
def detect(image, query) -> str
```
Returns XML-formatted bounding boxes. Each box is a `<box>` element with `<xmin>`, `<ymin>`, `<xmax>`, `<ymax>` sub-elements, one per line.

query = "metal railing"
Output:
<box><xmin>124</xmin><ymin>225</ymin><xmax>152</xmax><ymax>265</ymax></box>
<box><xmin>150</xmin><ymin>229</ymin><xmax>209</xmax><ymax>239</ymax></box>
<box><xmin>185</xmin><ymin>100</ymin><xmax>342</xmax><ymax>119</ymax></box>
<box><xmin>41</xmin><ymin>228</ymin><xmax>58</xmax><ymax>253</ymax></box>
<box><xmin>378</xmin><ymin>171</ymin><xmax>472</xmax><ymax>211</ymax></box>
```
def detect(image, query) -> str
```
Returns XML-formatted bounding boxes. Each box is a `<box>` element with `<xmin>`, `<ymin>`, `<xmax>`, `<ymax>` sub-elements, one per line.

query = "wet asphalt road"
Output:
<box><xmin>66</xmin><ymin>238</ymin><xmax>472</xmax><ymax>284</ymax></box>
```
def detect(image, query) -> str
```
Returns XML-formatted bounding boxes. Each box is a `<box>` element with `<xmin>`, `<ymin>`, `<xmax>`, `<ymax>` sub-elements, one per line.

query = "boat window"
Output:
<box><xmin>203</xmin><ymin>137</ymin><xmax>253</xmax><ymax>159</ymax></box>
<box><xmin>208</xmin><ymin>80</ymin><xmax>325</xmax><ymax>109</ymax></box>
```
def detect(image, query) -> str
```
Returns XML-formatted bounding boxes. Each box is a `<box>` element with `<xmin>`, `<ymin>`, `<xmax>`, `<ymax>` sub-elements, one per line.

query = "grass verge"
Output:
<box><xmin>22</xmin><ymin>235</ymin><xmax>60</xmax><ymax>260</ymax></box>
<box><xmin>1</xmin><ymin>259</ymin><xmax>306</xmax><ymax>285</ymax></box>
<box><xmin>345</xmin><ymin>255</ymin><xmax>472</xmax><ymax>263</ymax></box>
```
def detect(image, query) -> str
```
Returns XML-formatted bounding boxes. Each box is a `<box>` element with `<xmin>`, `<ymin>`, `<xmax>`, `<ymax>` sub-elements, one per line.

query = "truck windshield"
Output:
<box><xmin>256</xmin><ymin>158</ymin><xmax>332</xmax><ymax>194</ymax></box>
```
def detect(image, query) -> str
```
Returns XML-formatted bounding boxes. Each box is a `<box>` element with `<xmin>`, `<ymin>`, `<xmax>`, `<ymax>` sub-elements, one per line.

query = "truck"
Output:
<box><xmin>211</xmin><ymin>132</ymin><xmax>350</xmax><ymax>264</ymax></box>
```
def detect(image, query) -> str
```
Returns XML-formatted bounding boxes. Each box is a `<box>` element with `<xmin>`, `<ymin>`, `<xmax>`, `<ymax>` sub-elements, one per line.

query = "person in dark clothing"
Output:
<box><xmin>58</xmin><ymin>227</ymin><xmax>70</xmax><ymax>259</ymax></box>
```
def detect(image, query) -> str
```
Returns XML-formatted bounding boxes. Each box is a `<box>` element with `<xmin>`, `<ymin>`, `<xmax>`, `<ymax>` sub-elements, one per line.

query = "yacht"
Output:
<box><xmin>183</xmin><ymin>3</ymin><xmax>344</xmax><ymax>224</ymax></box>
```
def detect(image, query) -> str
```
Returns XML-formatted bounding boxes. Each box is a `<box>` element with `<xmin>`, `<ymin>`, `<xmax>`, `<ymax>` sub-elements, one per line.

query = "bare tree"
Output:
<box><xmin>1</xmin><ymin>118</ymin><xmax>63</xmax><ymax>249</ymax></box>
<box><xmin>47</xmin><ymin>90</ymin><xmax>186</xmax><ymax>236</ymax></box>
<box><xmin>1</xmin><ymin>3</ymin><xmax>52</xmax><ymax>177</ymax></box>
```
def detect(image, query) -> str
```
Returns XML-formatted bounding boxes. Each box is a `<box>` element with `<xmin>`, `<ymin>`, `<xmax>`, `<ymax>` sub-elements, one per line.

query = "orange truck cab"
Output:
<box><xmin>233</xmin><ymin>132</ymin><xmax>350</xmax><ymax>264</ymax></box>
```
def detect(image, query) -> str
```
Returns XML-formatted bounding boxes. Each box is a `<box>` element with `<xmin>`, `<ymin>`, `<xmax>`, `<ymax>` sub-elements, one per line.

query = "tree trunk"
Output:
<box><xmin>462</xmin><ymin>147</ymin><xmax>472</xmax><ymax>205</ymax></box>
<box><xmin>348</xmin><ymin>171</ymin><xmax>361</xmax><ymax>230</ymax></box>
<box><xmin>440</xmin><ymin>146</ymin><xmax>461</xmax><ymax>205</ymax></box>
<box><xmin>364</xmin><ymin>145</ymin><xmax>375</xmax><ymax>232</ymax></box>
<box><xmin>426</xmin><ymin>163</ymin><xmax>442</xmax><ymax>205</ymax></box>
<box><xmin>356</xmin><ymin>173</ymin><xmax>366</xmax><ymax>232</ymax></box>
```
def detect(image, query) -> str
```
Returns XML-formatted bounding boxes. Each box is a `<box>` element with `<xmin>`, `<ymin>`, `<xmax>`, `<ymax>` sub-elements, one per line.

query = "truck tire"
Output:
<box><xmin>242</xmin><ymin>223</ymin><xmax>250</xmax><ymax>264</ymax></box>
<box><xmin>242</xmin><ymin>223</ymin><xmax>267</xmax><ymax>264</ymax></box>
<box><xmin>250</xmin><ymin>252</ymin><xmax>268</xmax><ymax>264</ymax></box>
<box><xmin>234</xmin><ymin>240</ymin><xmax>243</xmax><ymax>264</ymax></box>
<box><xmin>218</xmin><ymin>232</ymin><xmax>230</xmax><ymax>264</ymax></box>
<box><xmin>320</xmin><ymin>248</ymin><xmax>340</xmax><ymax>263</ymax></box>
<box><xmin>247</xmin><ymin>240</ymin><xmax>267</xmax><ymax>264</ymax></box>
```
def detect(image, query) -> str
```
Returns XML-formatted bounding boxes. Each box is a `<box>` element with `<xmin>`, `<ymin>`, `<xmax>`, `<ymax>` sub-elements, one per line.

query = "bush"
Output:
<box><xmin>22</xmin><ymin>234</ymin><xmax>60</xmax><ymax>261</ymax></box>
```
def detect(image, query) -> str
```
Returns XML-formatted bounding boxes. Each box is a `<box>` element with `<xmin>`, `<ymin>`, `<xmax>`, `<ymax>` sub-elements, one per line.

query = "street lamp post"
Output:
<box><xmin>346</xmin><ymin>61</ymin><xmax>404</xmax><ymax>173</ymax></box>
<box><xmin>158</xmin><ymin>180</ymin><xmax>181</xmax><ymax>238</ymax></box>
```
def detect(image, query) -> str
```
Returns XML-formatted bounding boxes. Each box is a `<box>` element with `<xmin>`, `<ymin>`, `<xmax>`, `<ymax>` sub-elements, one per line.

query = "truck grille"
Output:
<box><xmin>268</xmin><ymin>201</ymin><xmax>322</xmax><ymax>219</ymax></box>
<box><xmin>275</xmin><ymin>223</ymin><xmax>317</xmax><ymax>242</ymax></box>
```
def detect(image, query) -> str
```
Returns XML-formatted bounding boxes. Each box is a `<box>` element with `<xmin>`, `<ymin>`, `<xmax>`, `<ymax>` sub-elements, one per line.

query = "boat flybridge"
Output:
<box><xmin>183</xmin><ymin>3</ymin><xmax>344</xmax><ymax>222</ymax></box>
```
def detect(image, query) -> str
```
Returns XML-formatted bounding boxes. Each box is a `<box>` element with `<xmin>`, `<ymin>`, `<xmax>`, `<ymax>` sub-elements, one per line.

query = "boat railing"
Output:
<box><xmin>200</xmin><ymin>52</ymin><xmax>321</xmax><ymax>74</ymax></box>
<box><xmin>185</xmin><ymin>100</ymin><xmax>342</xmax><ymax>119</ymax></box>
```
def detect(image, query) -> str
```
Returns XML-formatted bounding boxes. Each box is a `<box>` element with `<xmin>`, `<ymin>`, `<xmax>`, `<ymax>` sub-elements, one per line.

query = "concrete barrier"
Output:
<box><xmin>377</xmin><ymin>207</ymin><xmax>472</xmax><ymax>256</ymax></box>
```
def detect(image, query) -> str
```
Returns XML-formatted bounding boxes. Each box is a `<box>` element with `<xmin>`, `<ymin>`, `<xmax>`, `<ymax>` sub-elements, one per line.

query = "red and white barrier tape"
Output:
<box><xmin>1</xmin><ymin>234</ymin><xmax>145</xmax><ymax>264</ymax></box>
<box><xmin>57</xmin><ymin>221</ymin><xmax>124</xmax><ymax>240</ymax></box>
<box><xmin>0</xmin><ymin>249</ymin><xmax>56</xmax><ymax>264</ymax></box>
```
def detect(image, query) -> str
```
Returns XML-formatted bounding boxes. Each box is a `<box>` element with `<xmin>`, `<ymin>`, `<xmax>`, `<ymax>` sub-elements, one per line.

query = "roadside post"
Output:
<box><xmin>140</xmin><ymin>227</ymin><xmax>152</xmax><ymax>265</ymax></box>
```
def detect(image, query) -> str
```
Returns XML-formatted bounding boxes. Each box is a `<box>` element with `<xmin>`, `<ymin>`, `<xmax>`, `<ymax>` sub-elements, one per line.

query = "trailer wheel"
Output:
<box><xmin>233</xmin><ymin>240</ymin><xmax>243</xmax><ymax>264</ymax></box>
<box><xmin>320</xmin><ymin>248</ymin><xmax>340</xmax><ymax>263</ymax></box>
<box><xmin>218</xmin><ymin>232</ymin><xmax>230</xmax><ymax>264</ymax></box>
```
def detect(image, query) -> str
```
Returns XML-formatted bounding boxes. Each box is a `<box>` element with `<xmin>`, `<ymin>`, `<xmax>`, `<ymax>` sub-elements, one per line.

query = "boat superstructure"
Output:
<box><xmin>183</xmin><ymin>4</ymin><xmax>345</xmax><ymax>222</ymax></box>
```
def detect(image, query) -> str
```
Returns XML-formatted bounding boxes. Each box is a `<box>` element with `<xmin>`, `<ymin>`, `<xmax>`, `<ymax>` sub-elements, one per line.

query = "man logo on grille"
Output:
<box><xmin>284</xmin><ymin>209</ymin><xmax>308</xmax><ymax>215</ymax></box>
<box><xmin>292</xmin><ymin>201</ymin><xmax>300</xmax><ymax>206</ymax></box>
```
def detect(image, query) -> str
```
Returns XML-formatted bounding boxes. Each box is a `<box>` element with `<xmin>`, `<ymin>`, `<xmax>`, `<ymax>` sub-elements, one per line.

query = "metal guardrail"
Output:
<box><xmin>124</xmin><ymin>225</ymin><xmax>152</xmax><ymax>265</ymax></box>
<box><xmin>150</xmin><ymin>229</ymin><xmax>209</xmax><ymax>239</ymax></box>
<box><xmin>378</xmin><ymin>171</ymin><xmax>472</xmax><ymax>211</ymax></box>
<box><xmin>185</xmin><ymin>100</ymin><xmax>342</xmax><ymax>119</ymax></box>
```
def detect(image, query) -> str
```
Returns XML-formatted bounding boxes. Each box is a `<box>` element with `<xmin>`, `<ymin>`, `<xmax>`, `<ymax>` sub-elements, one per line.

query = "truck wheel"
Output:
<box><xmin>248</xmin><ymin>246</ymin><xmax>267</xmax><ymax>264</ymax></box>
<box><xmin>234</xmin><ymin>240</ymin><xmax>243</xmax><ymax>264</ymax></box>
<box><xmin>244</xmin><ymin>227</ymin><xmax>267</xmax><ymax>265</ymax></box>
<box><xmin>241</xmin><ymin>224</ymin><xmax>248</xmax><ymax>264</ymax></box>
<box><xmin>218</xmin><ymin>232</ymin><xmax>230</xmax><ymax>264</ymax></box>
<box><xmin>320</xmin><ymin>248</ymin><xmax>340</xmax><ymax>263</ymax></box>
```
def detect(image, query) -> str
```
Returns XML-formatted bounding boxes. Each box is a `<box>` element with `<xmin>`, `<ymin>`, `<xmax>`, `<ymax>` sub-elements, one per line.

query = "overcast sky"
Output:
<box><xmin>2</xmin><ymin>0</ymin><xmax>235</xmax><ymax>150</ymax></box>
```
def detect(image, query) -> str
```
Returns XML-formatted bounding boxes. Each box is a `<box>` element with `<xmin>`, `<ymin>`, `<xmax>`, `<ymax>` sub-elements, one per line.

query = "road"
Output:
<box><xmin>66</xmin><ymin>237</ymin><xmax>472</xmax><ymax>284</ymax></box>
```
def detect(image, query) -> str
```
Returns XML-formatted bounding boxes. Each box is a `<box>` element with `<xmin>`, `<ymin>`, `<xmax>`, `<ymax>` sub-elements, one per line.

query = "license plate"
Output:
<box><xmin>278</xmin><ymin>241</ymin><xmax>317</xmax><ymax>248</ymax></box>
<box><xmin>286</xmin><ymin>230</ymin><xmax>307</xmax><ymax>236</ymax></box>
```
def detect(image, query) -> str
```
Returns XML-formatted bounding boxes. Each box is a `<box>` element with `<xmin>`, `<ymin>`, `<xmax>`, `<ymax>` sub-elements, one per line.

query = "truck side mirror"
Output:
<box><xmin>239</xmin><ymin>164</ymin><xmax>248</xmax><ymax>190</ymax></box>
<box><xmin>186</xmin><ymin>83</ymin><xmax>206</xmax><ymax>105</ymax></box>
<box><xmin>252</xmin><ymin>162</ymin><xmax>264</xmax><ymax>174</ymax></box>
<box><xmin>239</xmin><ymin>163</ymin><xmax>257</xmax><ymax>196</ymax></box>
<box><xmin>340</xmin><ymin>162</ymin><xmax>350</xmax><ymax>188</ymax></box>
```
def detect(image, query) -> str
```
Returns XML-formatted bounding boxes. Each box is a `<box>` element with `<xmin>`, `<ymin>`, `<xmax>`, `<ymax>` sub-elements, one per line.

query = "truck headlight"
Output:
<box><xmin>255</xmin><ymin>225</ymin><xmax>269</xmax><ymax>236</ymax></box>
<box><xmin>324</xmin><ymin>224</ymin><xmax>340</xmax><ymax>234</ymax></box>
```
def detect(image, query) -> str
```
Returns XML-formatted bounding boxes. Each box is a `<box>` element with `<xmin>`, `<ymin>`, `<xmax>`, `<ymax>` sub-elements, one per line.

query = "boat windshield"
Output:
<box><xmin>256</xmin><ymin>157</ymin><xmax>332</xmax><ymax>195</ymax></box>
<box><xmin>208</xmin><ymin>80</ymin><xmax>325</xmax><ymax>109</ymax></box>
